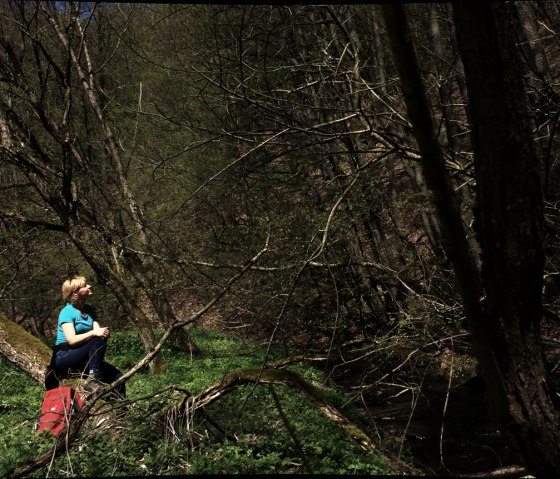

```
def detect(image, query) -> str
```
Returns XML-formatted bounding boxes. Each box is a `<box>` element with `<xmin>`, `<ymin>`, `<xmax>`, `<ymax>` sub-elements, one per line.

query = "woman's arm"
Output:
<box><xmin>61</xmin><ymin>322</ymin><xmax>108</xmax><ymax>346</ymax></box>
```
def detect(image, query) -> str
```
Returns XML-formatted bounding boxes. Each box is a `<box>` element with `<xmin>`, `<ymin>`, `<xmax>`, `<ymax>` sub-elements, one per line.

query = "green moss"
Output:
<box><xmin>0</xmin><ymin>312</ymin><xmax>52</xmax><ymax>367</ymax></box>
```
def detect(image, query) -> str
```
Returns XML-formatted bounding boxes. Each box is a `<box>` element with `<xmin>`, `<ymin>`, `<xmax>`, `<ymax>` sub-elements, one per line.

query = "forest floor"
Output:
<box><xmin>183</xmin><ymin>295</ymin><xmax>558</xmax><ymax>476</ymax></box>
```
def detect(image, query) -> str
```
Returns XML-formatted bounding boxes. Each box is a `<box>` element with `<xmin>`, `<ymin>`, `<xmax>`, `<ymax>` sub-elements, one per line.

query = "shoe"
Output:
<box><xmin>83</xmin><ymin>372</ymin><xmax>104</xmax><ymax>394</ymax></box>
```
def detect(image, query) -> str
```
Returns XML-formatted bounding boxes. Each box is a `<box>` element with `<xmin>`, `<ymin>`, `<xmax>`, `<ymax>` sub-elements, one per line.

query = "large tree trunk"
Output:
<box><xmin>0</xmin><ymin>312</ymin><xmax>51</xmax><ymax>385</ymax></box>
<box><xmin>452</xmin><ymin>2</ymin><xmax>560</xmax><ymax>475</ymax></box>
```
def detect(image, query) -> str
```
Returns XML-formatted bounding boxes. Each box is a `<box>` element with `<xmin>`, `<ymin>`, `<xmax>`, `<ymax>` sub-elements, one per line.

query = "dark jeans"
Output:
<box><xmin>55</xmin><ymin>336</ymin><xmax>107</xmax><ymax>372</ymax></box>
<box><xmin>54</xmin><ymin>337</ymin><xmax>126</xmax><ymax>398</ymax></box>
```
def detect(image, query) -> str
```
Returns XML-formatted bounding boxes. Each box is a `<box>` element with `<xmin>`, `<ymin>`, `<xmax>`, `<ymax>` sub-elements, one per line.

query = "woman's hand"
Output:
<box><xmin>94</xmin><ymin>326</ymin><xmax>110</xmax><ymax>338</ymax></box>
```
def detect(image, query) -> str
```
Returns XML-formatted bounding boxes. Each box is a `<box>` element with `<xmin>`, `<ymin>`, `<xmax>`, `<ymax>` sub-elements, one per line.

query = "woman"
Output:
<box><xmin>52</xmin><ymin>275</ymin><xmax>125</xmax><ymax>398</ymax></box>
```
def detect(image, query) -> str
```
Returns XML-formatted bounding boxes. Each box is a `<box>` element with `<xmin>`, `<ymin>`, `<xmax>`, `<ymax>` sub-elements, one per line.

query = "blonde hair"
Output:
<box><xmin>61</xmin><ymin>276</ymin><xmax>87</xmax><ymax>303</ymax></box>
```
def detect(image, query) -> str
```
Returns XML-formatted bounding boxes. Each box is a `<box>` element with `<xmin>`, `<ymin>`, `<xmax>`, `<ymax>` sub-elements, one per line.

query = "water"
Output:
<box><xmin>359</xmin><ymin>375</ymin><xmax>525</xmax><ymax>476</ymax></box>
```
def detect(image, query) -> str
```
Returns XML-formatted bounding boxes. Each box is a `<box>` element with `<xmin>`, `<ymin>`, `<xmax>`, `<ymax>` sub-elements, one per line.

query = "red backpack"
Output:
<box><xmin>36</xmin><ymin>386</ymin><xmax>83</xmax><ymax>435</ymax></box>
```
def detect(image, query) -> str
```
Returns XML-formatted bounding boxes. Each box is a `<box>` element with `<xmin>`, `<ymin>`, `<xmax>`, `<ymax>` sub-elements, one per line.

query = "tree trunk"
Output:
<box><xmin>45</xmin><ymin>5</ymin><xmax>199</xmax><ymax>357</ymax></box>
<box><xmin>380</xmin><ymin>4</ymin><xmax>488</xmax><ymax>344</ymax></box>
<box><xmin>430</xmin><ymin>4</ymin><xmax>481</xmax><ymax>271</ymax></box>
<box><xmin>452</xmin><ymin>2</ymin><xmax>560</xmax><ymax>475</ymax></box>
<box><xmin>381</xmin><ymin>3</ymin><xmax>560</xmax><ymax>476</ymax></box>
<box><xmin>0</xmin><ymin>312</ymin><xmax>51</xmax><ymax>384</ymax></box>
<box><xmin>76</xmin><ymin>246</ymin><xmax>168</xmax><ymax>374</ymax></box>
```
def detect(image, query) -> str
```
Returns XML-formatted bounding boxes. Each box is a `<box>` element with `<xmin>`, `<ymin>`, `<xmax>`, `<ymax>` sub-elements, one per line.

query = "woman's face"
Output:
<box><xmin>74</xmin><ymin>282</ymin><xmax>93</xmax><ymax>300</ymax></box>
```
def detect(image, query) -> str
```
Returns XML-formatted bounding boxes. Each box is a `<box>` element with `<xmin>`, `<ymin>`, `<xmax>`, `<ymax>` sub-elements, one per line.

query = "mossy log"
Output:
<box><xmin>0</xmin><ymin>311</ymin><xmax>52</xmax><ymax>385</ymax></box>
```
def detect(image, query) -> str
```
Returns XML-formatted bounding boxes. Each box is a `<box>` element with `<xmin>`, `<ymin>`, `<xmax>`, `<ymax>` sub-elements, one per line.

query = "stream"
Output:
<box><xmin>358</xmin><ymin>375</ymin><xmax>525</xmax><ymax>476</ymax></box>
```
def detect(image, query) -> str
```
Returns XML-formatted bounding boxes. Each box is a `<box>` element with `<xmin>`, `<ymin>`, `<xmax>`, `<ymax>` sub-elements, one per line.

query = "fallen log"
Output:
<box><xmin>159</xmin><ymin>366</ymin><xmax>417</xmax><ymax>475</ymax></box>
<box><xmin>0</xmin><ymin>311</ymin><xmax>51</xmax><ymax>385</ymax></box>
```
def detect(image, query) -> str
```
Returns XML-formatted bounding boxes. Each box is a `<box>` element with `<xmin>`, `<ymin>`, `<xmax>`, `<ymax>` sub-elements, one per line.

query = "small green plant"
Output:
<box><xmin>0</xmin><ymin>360</ymin><xmax>48</xmax><ymax>478</ymax></box>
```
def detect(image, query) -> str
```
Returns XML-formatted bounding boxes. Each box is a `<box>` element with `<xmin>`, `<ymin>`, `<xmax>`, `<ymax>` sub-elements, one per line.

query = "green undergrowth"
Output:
<box><xmin>0</xmin><ymin>328</ymin><xmax>414</xmax><ymax>476</ymax></box>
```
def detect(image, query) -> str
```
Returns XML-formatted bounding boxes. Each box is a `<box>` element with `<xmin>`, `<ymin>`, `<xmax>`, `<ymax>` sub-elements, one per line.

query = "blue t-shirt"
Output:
<box><xmin>55</xmin><ymin>303</ymin><xmax>96</xmax><ymax>345</ymax></box>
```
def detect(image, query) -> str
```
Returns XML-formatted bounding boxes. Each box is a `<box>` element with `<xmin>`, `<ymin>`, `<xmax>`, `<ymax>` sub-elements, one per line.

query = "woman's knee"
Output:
<box><xmin>89</xmin><ymin>336</ymin><xmax>107</xmax><ymax>353</ymax></box>
<box><xmin>90</xmin><ymin>336</ymin><xmax>107</xmax><ymax>347</ymax></box>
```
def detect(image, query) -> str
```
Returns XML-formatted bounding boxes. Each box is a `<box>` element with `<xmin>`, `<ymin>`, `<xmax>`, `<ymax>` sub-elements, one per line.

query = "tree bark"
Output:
<box><xmin>452</xmin><ymin>2</ymin><xmax>560</xmax><ymax>475</ymax></box>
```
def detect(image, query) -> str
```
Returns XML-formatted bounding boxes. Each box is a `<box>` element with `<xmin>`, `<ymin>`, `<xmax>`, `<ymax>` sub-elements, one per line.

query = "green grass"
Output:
<box><xmin>0</xmin><ymin>328</ymin><xmax>407</xmax><ymax>476</ymax></box>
